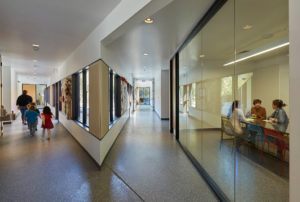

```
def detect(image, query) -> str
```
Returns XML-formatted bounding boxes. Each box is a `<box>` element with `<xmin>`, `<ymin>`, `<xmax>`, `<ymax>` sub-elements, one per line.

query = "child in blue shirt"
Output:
<box><xmin>25</xmin><ymin>105</ymin><xmax>39</xmax><ymax>136</ymax></box>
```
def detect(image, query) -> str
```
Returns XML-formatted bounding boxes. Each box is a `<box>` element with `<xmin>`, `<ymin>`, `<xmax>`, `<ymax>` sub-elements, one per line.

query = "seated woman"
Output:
<box><xmin>268</xmin><ymin>99</ymin><xmax>289</xmax><ymax>124</ymax></box>
<box><xmin>251</xmin><ymin>99</ymin><xmax>266</xmax><ymax>119</ymax></box>
<box><xmin>230</xmin><ymin>100</ymin><xmax>246</xmax><ymax>134</ymax></box>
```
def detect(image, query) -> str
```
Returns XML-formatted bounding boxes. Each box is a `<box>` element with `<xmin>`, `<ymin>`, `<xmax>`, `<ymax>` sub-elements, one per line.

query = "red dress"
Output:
<box><xmin>42</xmin><ymin>113</ymin><xmax>54</xmax><ymax>129</ymax></box>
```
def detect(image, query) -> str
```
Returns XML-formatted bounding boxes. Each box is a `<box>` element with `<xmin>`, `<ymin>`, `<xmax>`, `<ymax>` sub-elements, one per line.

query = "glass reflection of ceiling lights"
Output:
<box><xmin>224</xmin><ymin>40</ymin><xmax>289</xmax><ymax>66</ymax></box>
<box><xmin>243</xmin><ymin>25</ymin><xmax>253</xmax><ymax>30</ymax></box>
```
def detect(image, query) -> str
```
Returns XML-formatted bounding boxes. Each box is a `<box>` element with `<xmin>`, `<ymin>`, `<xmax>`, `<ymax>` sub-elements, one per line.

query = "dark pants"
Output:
<box><xmin>20</xmin><ymin>106</ymin><xmax>27</xmax><ymax>122</ymax></box>
<box><xmin>28</xmin><ymin>123</ymin><xmax>36</xmax><ymax>135</ymax></box>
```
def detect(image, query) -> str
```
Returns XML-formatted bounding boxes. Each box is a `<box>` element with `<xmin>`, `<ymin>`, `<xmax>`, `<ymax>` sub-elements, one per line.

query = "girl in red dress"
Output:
<box><xmin>42</xmin><ymin>106</ymin><xmax>54</xmax><ymax>140</ymax></box>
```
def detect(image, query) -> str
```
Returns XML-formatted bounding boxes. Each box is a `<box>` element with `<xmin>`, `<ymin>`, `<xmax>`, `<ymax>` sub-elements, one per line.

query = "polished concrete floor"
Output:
<box><xmin>180</xmin><ymin>119</ymin><xmax>289</xmax><ymax>201</ymax></box>
<box><xmin>0</xmin><ymin>108</ymin><xmax>217</xmax><ymax>202</ymax></box>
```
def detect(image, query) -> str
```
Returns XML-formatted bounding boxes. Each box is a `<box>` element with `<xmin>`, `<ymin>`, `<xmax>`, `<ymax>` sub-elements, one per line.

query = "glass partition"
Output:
<box><xmin>36</xmin><ymin>84</ymin><xmax>46</xmax><ymax>107</ymax></box>
<box><xmin>177</xmin><ymin>0</ymin><xmax>289</xmax><ymax>201</ymax></box>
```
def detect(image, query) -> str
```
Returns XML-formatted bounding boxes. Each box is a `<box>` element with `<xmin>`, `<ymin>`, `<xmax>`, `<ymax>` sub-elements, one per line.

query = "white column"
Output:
<box><xmin>289</xmin><ymin>0</ymin><xmax>300</xmax><ymax>201</ymax></box>
<box><xmin>2</xmin><ymin>66</ymin><xmax>11</xmax><ymax>112</ymax></box>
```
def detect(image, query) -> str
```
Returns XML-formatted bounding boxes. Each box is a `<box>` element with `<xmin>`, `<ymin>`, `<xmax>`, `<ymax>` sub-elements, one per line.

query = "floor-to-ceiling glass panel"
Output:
<box><xmin>234</xmin><ymin>0</ymin><xmax>289</xmax><ymax>201</ymax></box>
<box><xmin>201</xmin><ymin>0</ymin><xmax>236</xmax><ymax>199</ymax></box>
<box><xmin>86</xmin><ymin>69</ymin><xmax>89</xmax><ymax>127</ymax></box>
<box><xmin>78</xmin><ymin>72</ymin><xmax>83</xmax><ymax>123</ymax></box>
<box><xmin>36</xmin><ymin>84</ymin><xmax>46</xmax><ymax>108</ymax></box>
<box><xmin>179</xmin><ymin>0</ymin><xmax>235</xmax><ymax>200</ymax></box>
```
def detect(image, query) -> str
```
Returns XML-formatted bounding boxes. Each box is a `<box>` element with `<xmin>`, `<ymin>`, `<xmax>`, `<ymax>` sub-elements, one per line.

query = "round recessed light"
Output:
<box><xmin>199</xmin><ymin>54</ymin><xmax>205</xmax><ymax>58</ymax></box>
<box><xmin>143</xmin><ymin>53</ymin><xmax>149</xmax><ymax>56</ymax></box>
<box><xmin>243</xmin><ymin>25</ymin><xmax>253</xmax><ymax>30</ymax></box>
<box><xmin>144</xmin><ymin>18</ymin><xmax>153</xmax><ymax>24</ymax></box>
<box><xmin>32</xmin><ymin>43</ymin><xmax>40</xmax><ymax>51</ymax></box>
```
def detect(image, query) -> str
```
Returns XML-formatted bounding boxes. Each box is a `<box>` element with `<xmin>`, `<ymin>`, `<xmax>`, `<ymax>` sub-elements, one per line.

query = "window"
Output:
<box><xmin>73</xmin><ymin>68</ymin><xmax>89</xmax><ymax>128</ymax></box>
<box><xmin>86</xmin><ymin>70</ymin><xmax>89</xmax><ymax>126</ymax></box>
<box><xmin>78</xmin><ymin>71</ymin><xmax>83</xmax><ymax>123</ymax></box>
<box><xmin>109</xmin><ymin>70</ymin><xmax>118</xmax><ymax>125</ymax></box>
<box><xmin>191</xmin><ymin>83</ymin><xmax>196</xmax><ymax>107</ymax></box>
<box><xmin>177</xmin><ymin>0</ymin><xmax>289</xmax><ymax>201</ymax></box>
<box><xmin>179</xmin><ymin>86</ymin><xmax>183</xmax><ymax>104</ymax></box>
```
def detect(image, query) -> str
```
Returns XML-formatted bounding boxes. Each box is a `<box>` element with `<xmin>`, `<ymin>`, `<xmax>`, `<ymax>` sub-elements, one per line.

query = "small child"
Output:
<box><xmin>42</xmin><ymin>106</ymin><xmax>54</xmax><ymax>140</ymax></box>
<box><xmin>30</xmin><ymin>102</ymin><xmax>41</xmax><ymax>131</ymax></box>
<box><xmin>25</xmin><ymin>105</ymin><xmax>39</xmax><ymax>136</ymax></box>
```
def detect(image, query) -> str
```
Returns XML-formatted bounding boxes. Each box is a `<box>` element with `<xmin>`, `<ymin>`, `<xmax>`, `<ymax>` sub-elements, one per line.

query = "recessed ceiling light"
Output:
<box><xmin>143</xmin><ymin>53</ymin><xmax>149</xmax><ymax>56</ymax></box>
<box><xmin>243</xmin><ymin>25</ymin><xmax>253</xmax><ymax>30</ymax></box>
<box><xmin>32</xmin><ymin>44</ymin><xmax>40</xmax><ymax>51</ymax></box>
<box><xmin>144</xmin><ymin>18</ymin><xmax>153</xmax><ymax>23</ymax></box>
<box><xmin>33</xmin><ymin>60</ymin><xmax>38</xmax><ymax>62</ymax></box>
<box><xmin>199</xmin><ymin>54</ymin><xmax>205</xmax><ymax>58</ymax></box>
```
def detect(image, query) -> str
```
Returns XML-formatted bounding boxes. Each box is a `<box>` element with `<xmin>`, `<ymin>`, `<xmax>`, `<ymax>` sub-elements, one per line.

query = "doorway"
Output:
<box><xmin>22</xmin><ymin>84</ymin><xmax>47</xmax><ymax>108</ymax></box>
<box><xmin>138</xmin><ymin>87</ymin><xmax>150</xmax><ymax>105</ymax></box>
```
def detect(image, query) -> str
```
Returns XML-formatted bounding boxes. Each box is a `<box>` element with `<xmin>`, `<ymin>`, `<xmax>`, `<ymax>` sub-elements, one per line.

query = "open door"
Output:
<box><xmin>22</xmin><ymin>84</ymin><xmax>36</xmax><ymax>102</ymax></box>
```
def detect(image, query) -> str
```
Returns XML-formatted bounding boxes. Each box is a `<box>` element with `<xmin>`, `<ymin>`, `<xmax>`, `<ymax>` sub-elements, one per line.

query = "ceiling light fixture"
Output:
<box><xmin>243</xmin><ymin>25</ymin><xmax>253</xmax><ymax>30</ymax></box>
<box><xmin>224</xmin><ymin>42</ymin><xmax>289</xmax><ymax>66</ymax></box>
<box><xmin>32</xmin><ymin>43</ymin><xmax>40</xmax><ymax>51</ymax></box>
<box><xmin>144</xmin><ymin>18</ymin><xmax>153</xmax><ymax>23</ymax></box>
<box><xmin>199</xmin><ymin>54</ymin><xmax>205</xmax><ymax>58</ymax></box>
<box><xmin>33</xmin><ymin>60</ymin><xmax>38</xmax><ymax>62</ymax></box>
<box><xmin>143</xmin><ymin>53</ymin><xmax>149</xmax><ymax>56</ymax></box>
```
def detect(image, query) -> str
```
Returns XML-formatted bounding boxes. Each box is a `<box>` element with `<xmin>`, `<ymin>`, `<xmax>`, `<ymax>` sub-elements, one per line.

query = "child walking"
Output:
<box><xmin>42</xmin><ymin>106</ymin><xmax>54</xmax><ymax>140</ymax></box>
<box><xmin>30</xmin><ymin>102</ymin><xmax>41</xmax><ymax>131</ymax></box>
<box><xmin>25</xmin><ymin>105</ymin><xmax>39</xmax><ymax>136</ymax></box>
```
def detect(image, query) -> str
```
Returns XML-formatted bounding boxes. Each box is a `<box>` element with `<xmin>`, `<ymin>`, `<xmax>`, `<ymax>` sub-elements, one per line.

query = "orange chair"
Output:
<box><xmin>260</xmin><ymin>127</ymin><xmax>289</xmax><ymax>176</ymax></box>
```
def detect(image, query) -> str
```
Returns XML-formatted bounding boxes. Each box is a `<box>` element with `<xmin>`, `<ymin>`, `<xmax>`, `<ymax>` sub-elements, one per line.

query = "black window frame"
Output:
<box><xmin>72</xmin><ymin>67</ymin><xmax>89</xmax><ymax>128</ymax></box>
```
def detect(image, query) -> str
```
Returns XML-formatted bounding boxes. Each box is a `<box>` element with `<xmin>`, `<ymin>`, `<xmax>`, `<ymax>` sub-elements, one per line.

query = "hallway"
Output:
<box><xmin>0</xmin><ymin>109</ymin><xmax>217</xmax><ymax>201</ymax></box>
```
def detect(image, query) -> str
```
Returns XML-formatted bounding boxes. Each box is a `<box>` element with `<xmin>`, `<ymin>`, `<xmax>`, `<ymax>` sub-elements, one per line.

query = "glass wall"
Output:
<box><xmin>75</xmin><ymin>68</ymin><xmax>89</xmax><ymax>128</ymax></box>
<box><xmin>78</xmin><ymin>71</ymin><xmax>83</xmax><ymax>123</ymax></box>
<box><xmin>178</xmin><ymin>0</ymin><xmax>289</xmax><ymax>201</ymax></box>
<box><xmin>36</xmin><ymin>84</ymin><xmax>46</xmax><ymax>107</ymax></box>
<box><xmin>86</xmin><ymin>69</ymin><xmax>89</xmax><ymax>127</ymax></box>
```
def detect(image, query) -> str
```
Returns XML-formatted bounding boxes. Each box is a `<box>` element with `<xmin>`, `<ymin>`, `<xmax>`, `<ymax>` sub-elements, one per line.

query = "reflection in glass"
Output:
<box><xmin>177</xmin><ymin>0</ymin><xmax>289</xmax><ymax>201</ymax></box>
<box><xmin>86</xmin><ymin>69</ymin><xmax>89</xmax><ymax>126</ymax></box>
<box><xmin>36</xmin><ymin>84</ymin><xmax>46</xmax><ymax>107</ymax></box>
<box><xmin>78</xmin><ymin>72</ymin><xmax>83</xmax><ymax>123</ymax></box>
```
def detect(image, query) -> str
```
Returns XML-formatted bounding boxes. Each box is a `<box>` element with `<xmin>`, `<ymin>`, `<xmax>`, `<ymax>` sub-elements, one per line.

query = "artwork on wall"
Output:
<box><xmin>120</xmin><ymin>77</ymin><xmax>128</xmax><ymax>115</ymax></box>
<box><xmin>60</xmin><ymin>77</ymin><xmax>72</xmax><ymax>119</ymax></box>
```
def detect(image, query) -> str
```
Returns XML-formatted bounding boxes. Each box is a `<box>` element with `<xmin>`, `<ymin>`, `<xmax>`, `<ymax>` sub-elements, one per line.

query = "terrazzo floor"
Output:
<box><xmin>0</xmin><ymin>107</ymin><xmax>217</xmax><ymax>202</ymax></box>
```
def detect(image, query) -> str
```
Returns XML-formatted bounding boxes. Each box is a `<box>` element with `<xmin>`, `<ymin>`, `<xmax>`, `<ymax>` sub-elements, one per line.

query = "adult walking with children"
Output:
<box><xmin>16</xmin><ymin>90</ymin><xmax>32</xmax><ymax>125</ymax></box>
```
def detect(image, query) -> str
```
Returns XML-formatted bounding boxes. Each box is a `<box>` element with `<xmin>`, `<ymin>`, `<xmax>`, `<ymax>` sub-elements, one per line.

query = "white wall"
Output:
<box><xmin>155</xmin><ymin>70</ymin><xmax>162</xmax><ymax>117</ymax></box>
<box><xmin>289</xmin><ymin>0</ymin><xmax>300</xmax><ymax>201</ymax></box>
<box><xmin>58</xmin><ymin>110</ymin><xmax>101</xmax><ymax>164</ymax></box>
<box><xmin>161</xmin><ymin>70</ymin><xmax>169</xmax><ymax>119</ymax></box>
<box><xmin>50</xmin><ymin>0</ymin><xmax>152</xmax><ymax>84</ymax></box>
<box><xmin>11</xmin><ymin>68</ymin><xmax>17</xmax><ymax>112</ymax></box>
<box><xmin>18</xmin><ymin>74</ymin><xmax>49</xmax><ymax>85</ymax></box>
<box><xmin>154</xmin><ymin>70</ymin><xmax>170</xmax><ymax>119</ymax></box>
<box><xmin>2</xmin><ymin>66</ymin><xmax>11</xmax><ymax>112</ymax></box>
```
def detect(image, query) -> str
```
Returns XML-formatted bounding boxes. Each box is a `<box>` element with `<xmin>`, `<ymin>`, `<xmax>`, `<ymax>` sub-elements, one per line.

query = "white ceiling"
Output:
<box><xmin>0</xmin><ymin>0</ymin><xmax>121</xmax><ymax>75</ymax></box>
<box><xmin>101</xmin><ymin>0</ymin><xmax>214</xmax><ymax>79</ymax></box>
<box><xmin>102</xmin><ymin>0</ymin><xmax>289</xmax><ymax>80</ymax></box>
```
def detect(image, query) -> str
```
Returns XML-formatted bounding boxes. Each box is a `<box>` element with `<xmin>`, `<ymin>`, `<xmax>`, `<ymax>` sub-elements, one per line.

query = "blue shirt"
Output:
<box><xmin>25</xmin><ymin>110</ymin><xmax>39</xmax><ymax>124</ymax></box>
<box><xmin>268</xmin><ymin>108</ymin><xmax>289</xmax><ymax>124</ymax></box>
